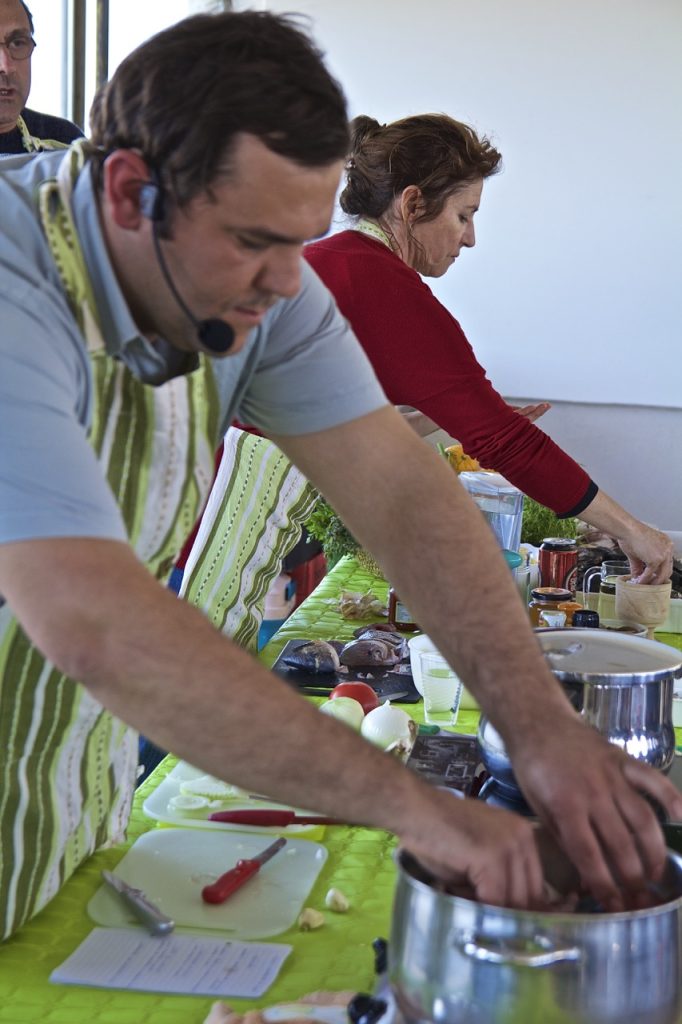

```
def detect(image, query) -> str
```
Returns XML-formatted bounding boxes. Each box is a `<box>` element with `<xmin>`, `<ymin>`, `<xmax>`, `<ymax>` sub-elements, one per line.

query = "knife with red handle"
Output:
<box><xmin>201</xmin><ymin>837</ymin><xmax>287</xmax><ymax>905</ymax></box>
<box><xmin>208</xmin><ymin>809</ymin><xmax>343</xmax><ymax>826</ymax></box>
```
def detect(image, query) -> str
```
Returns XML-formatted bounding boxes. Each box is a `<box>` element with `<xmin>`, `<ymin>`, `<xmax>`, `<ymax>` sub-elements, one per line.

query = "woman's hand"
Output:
<box><xmin>510</xmin><ymin>401</ymin><xmax>551</xmax><ymax>423</ymax></box>
<box><xmin>580</xmin><ymin>491</ymin><xmax>673</xmax><ymax>585</ymax></box>
<box><xmin>618</xmin><ymin>524</ymin><xmax>674</xmax><ymax>584</ymax></box>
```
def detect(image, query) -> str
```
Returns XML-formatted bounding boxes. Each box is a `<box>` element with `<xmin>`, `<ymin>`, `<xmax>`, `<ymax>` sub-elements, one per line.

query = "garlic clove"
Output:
<box><xmin>324</xmin><ymin>887</ymin><xmax>350</xmax><ymax>912</ymax></box>
<box><xmin>298</xmin><ymin>907</ymin><xmax>325</xmax><ymax>931</ymax></box>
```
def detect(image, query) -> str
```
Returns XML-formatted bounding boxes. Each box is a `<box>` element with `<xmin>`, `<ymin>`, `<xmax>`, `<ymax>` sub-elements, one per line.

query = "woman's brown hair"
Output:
<box><xmin>340</xmin><ymin>113</ymin><xmax>501</xmax><ymax>223</ymax></box>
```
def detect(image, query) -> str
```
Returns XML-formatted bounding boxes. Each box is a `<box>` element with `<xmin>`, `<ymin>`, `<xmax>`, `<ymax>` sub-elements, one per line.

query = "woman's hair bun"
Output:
<box><xmin>349</xmin><ymin>115</ymin><xmax>382</xmax><ymax>151</ymax></box>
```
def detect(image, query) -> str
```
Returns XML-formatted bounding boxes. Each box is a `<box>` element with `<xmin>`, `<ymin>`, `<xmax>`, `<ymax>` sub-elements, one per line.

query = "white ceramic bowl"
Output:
<box><xmin>407</xmin><ymin>633</ymin><xmax>479</xmax><ymax>710</ymax></box>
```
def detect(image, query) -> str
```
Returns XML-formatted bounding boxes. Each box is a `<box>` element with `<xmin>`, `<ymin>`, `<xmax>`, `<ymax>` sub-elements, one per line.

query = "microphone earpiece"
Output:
<box><xmin>141</xmin><ymin>169</ymin><xmax>235</xmax><ymax>355</ymax></box>
<box><xmin>139</xmin><ymin>177</ymin><xmax>165</xmax><ymax>223</ymax></box>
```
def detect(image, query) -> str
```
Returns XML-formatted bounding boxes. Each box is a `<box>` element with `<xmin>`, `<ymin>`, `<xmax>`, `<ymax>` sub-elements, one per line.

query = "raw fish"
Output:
<box><xmin>280</xmin><ymin>639</ymin><xmax>342</xmax><ymax>673</ymax></box>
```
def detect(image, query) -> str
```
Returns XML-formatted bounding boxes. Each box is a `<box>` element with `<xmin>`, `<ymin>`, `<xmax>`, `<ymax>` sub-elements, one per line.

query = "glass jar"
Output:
<box><xmin>528</xmin><ymin>586</ymin><xmax>574</xmax><ymax>627</ymax></box>
<box><xmin>387</xmin><ymin>588</ymin><xmax>419</xmax><ymax>632</ymax></box>
<box><xmin>557</xmin><ymin>599</ymin><xmax>583</xmax><ymax>625</ymax></box>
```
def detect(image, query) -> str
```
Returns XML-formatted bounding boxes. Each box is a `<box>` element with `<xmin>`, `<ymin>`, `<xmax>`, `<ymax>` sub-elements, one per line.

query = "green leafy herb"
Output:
<box><xmin>305</xmin><ymin>497</ymin><xmax>360</xmax><ymax>568</ymax></box>
<box><xmin>521</xmin><ymin>497</ymin><xmax>578</xmax><ymax>547</ymax></box>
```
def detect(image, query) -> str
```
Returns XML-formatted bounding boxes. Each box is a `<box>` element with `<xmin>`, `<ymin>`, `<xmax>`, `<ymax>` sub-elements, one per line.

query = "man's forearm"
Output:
<box><xmin>0</xmin><ymin>537</ymin><xmax>438</xmax><ymax>838</ymax></box>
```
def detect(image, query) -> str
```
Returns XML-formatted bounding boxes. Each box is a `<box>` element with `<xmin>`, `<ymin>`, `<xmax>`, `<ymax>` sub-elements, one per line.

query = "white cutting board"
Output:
<box><xmin>88</xmin><ymin>829</ymin><xmax>328</xmax><ymax>937</ymax></box>
<box><xmin>142</xmin><ymin>761</ymin><xmax>322</xmax><ymax>836</ymax></box>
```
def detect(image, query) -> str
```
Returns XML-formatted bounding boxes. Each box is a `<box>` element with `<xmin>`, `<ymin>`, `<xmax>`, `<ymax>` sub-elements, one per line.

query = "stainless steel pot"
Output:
<box><xmin>478</xmin><ymin>629</ymin><xmax>682</xmax><ymax>793</ymax></box>
<box><xmin>390</xmin><ymin>847</ymin><xmax>682</xmax><ymax>1024</ymax></box>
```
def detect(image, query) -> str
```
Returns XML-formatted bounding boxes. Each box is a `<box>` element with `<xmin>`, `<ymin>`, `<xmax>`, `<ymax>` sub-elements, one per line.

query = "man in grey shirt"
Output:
<box><xmin>0</xmin><ymin>9</ymin><xmax>678</xmax><ymax>940</ymax></box>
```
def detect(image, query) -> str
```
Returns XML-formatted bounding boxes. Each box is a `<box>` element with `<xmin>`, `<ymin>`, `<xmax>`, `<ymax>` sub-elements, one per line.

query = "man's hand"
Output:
<box><xmin>398</xmin><ymin>788</ymin><xmax>545</xmax><ymax>909</ymax></box>
<box><xmin>509</xmin><ymin>715</ymin><xmax>682</xmax><ymax>909</ymax></box>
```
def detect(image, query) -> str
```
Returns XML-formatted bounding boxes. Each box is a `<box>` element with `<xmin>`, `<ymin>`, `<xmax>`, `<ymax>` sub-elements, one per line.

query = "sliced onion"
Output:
<box><xmin>319</xmin><ymin>696</ymin><xmax>365</xmax><ymax>730</ymax></box>
<box><xmin>168</xmin><ymin>794</ymin><xmax>210</xmax><ymax>817</ymax></box>
<box><xmin>360</xmin><ymin>701</ymin><xmax>414</xmax><ymax>749</ymax></box>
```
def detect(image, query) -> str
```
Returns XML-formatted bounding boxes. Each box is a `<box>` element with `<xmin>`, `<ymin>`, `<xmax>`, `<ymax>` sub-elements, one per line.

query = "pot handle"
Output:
<box><xmin>458</xmin><ymin>932</ymin><xmax>582</xmax><ymax>968</ymax></box>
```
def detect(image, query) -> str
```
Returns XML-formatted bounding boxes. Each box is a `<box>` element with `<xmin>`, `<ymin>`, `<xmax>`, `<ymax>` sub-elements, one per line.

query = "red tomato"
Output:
<box><xmin>329</xmin><ymin>681</ymin><xmax>380</xmax><ymax>715</ymax></box>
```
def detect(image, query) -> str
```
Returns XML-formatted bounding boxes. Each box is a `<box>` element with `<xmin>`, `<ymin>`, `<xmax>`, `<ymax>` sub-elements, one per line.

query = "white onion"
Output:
<box><xmin>319</xmin><ymin>696</ymin><xmax>365</xmax><ymax>730</ymax></box>
<box><xmin>360</xmin><ymin>701</ymin><xmax>413</xmax><ymax>749</ymax></box>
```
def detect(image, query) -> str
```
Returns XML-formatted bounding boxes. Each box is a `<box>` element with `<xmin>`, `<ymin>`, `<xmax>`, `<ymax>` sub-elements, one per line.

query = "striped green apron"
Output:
<box><xmin>0</xmin><ymin>144</ymin><xmax>218</xmax><ymax>940</ymax></box>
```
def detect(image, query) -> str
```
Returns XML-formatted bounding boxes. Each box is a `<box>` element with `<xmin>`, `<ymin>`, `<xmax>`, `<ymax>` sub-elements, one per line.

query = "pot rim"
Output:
<box><xmin>396</xmin><ymin>847</ymin><xmax>682</xmax><ymax>922</ymax></box>
<box><xmin>537</xmin><ymin>628</ymin><xmax>682</xmax><ymax>685</ymax></box>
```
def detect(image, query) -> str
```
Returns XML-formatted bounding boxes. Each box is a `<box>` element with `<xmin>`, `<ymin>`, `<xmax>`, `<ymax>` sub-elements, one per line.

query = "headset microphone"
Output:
<box><xmin>139</xmin><ymin>177</ymin><xmax>235</xmax><ymax>355</ymax></box>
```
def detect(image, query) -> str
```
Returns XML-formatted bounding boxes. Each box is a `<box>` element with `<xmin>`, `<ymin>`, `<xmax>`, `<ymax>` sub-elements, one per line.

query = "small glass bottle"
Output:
<box><xmin>528</xmin><ymin>586</ymin><xmax>574</xmax><ymax>627</ymax></box>
<box><xmin>387</xmin><ymin>588</ymin><xmax>419</xmax><ymax>632</ymax></box>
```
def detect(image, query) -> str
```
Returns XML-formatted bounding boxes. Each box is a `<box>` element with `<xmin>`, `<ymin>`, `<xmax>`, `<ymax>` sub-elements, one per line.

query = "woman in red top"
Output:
<box><xmin>305</xmin><ymin>113</ymin><xmax>671</xmax><ymax>582</ymax></box>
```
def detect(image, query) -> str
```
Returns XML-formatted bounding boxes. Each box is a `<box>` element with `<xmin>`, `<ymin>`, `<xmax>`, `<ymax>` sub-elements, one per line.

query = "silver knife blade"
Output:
<box><xmin>101</xmin><ymin>869</ymin><xmax>175</xmax><ymax>936</ymax></box>
<box><xmin>254</xmin><ymin>836</ymin><xmax>287</xmax><ymax>866</ymax></box>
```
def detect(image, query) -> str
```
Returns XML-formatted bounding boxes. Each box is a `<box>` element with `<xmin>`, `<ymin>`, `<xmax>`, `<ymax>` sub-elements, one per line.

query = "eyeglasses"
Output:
<box><xmin>0</xmin><ymin>34</ymin><xmax>36</xmax><ymax>61</ymax></box>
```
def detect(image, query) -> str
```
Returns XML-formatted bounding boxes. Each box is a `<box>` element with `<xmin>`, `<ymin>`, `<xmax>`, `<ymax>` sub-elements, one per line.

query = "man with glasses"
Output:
<box><xmin>0</xmin><ymin>0</ymin><xmax>81</xmax><ymax>155</ymax></box>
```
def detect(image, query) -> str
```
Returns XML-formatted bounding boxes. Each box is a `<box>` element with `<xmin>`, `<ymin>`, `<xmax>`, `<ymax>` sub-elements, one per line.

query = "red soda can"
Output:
<box><xmin>539</xmin><ymin>538</ymin><xmax>578</xmax><ymax>593</ymax></box>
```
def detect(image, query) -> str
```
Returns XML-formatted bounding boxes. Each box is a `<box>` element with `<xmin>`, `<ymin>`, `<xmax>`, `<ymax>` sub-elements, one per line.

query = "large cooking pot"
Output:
<box><xmin>390</xmin><ymin>846</ymin><xmax>682</xmax><ymax>1024</ymax></box>
<box><xmin>478</xmin><ymin>628</ymin><xmax>682</xmax><ymax>795</ymax></box>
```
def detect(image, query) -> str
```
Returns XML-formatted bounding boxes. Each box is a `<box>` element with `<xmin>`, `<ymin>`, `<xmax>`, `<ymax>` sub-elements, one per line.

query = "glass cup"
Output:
<box><xmin>514</xmin><ymin>564</ymin><xmax>532</xmax><ymax>605</ymax></box>
<box><xmin>582</xmin><ymin>560</ymin><xmax>630</xmax><ymax>611</ymax></box>
<box><xmin>418</xmin><ymin>652</ymin><xmax>463</xmax><ymax>728</ymax></box>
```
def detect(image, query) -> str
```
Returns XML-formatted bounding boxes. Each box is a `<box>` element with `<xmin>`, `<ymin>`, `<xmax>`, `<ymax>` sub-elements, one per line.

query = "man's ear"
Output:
<box><xmin>102</xmin><ymin>150</ymin><xmax>154</xmax><ymax>230</ymax></box>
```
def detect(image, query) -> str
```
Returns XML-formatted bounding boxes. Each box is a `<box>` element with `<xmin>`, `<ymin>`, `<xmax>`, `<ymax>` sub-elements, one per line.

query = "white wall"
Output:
<box><xmin>240</xmin><ymin>0</ymin><xmax>681</xmax><ymax>409</ymax></box>
<box><xmin>234</xmin><ymin>0</ymin><xmax>681</xmax><ymax>526</ymax></box>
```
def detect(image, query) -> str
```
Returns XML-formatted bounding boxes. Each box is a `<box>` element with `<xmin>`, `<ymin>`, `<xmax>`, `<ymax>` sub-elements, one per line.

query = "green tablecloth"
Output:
<box><xmin>1</xmin><ymin>555</ymin><xmax>680</xmax><ymax>1022</ymax></box>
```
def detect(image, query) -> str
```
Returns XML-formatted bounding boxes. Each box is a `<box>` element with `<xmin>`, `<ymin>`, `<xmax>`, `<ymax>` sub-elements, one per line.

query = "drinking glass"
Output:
<box><xmin>582</xmin><ymin>560</ymin><xmax>630</xmax><ymax>611</ymax></box>
<box><xmin>418</xmin><ymin>652</ymin><xmax>463</xmax><ymax>728</ymax></box>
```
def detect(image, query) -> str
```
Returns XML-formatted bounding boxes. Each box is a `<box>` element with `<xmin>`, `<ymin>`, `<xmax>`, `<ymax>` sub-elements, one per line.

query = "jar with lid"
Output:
<box><xmin>557</xmin><ymin>598</ymin><xmax>583</xmax><ymax>625</ymax></box>
<box><xmin>528</xmin><ymin>586</ymin><xmax>574</xmax><ymax>627</ymax></box>
<box><xmin>538</xmin><ymin>538</ymin><xmax>578</xmax><ymax>593</ymax></box>
<box><xmin>387</xmin><ymin>588</ymin><xmax>419</xmax><ymax>632</ymax></box>
<box><xmin>572</xmin><ymin>608</ymin><xmax>600</xmax><ymax>628</ymax></box>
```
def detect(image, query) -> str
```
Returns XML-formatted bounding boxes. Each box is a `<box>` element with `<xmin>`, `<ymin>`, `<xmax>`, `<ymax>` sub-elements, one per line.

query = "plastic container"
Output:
<box><xmin>258</xmin><ymin>572</ymin><xmax>296</xmax><ymax>650</ymax></box>
<box><xmin>459</xmin><ymin>471</ymin><xmax>524</xmax><ymax>555</ymax></box>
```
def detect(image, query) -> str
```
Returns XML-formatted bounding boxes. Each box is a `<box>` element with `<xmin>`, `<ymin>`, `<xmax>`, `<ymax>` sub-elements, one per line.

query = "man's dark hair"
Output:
<box><xmin>18</xmin><ymin>1</ymin><xmax>34</xmax><ymax>34</ymax></box>
<box><xmin>88</xmin><ymin>10</ymin><xmax>349</xmax><ymax>208</ymax></box>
